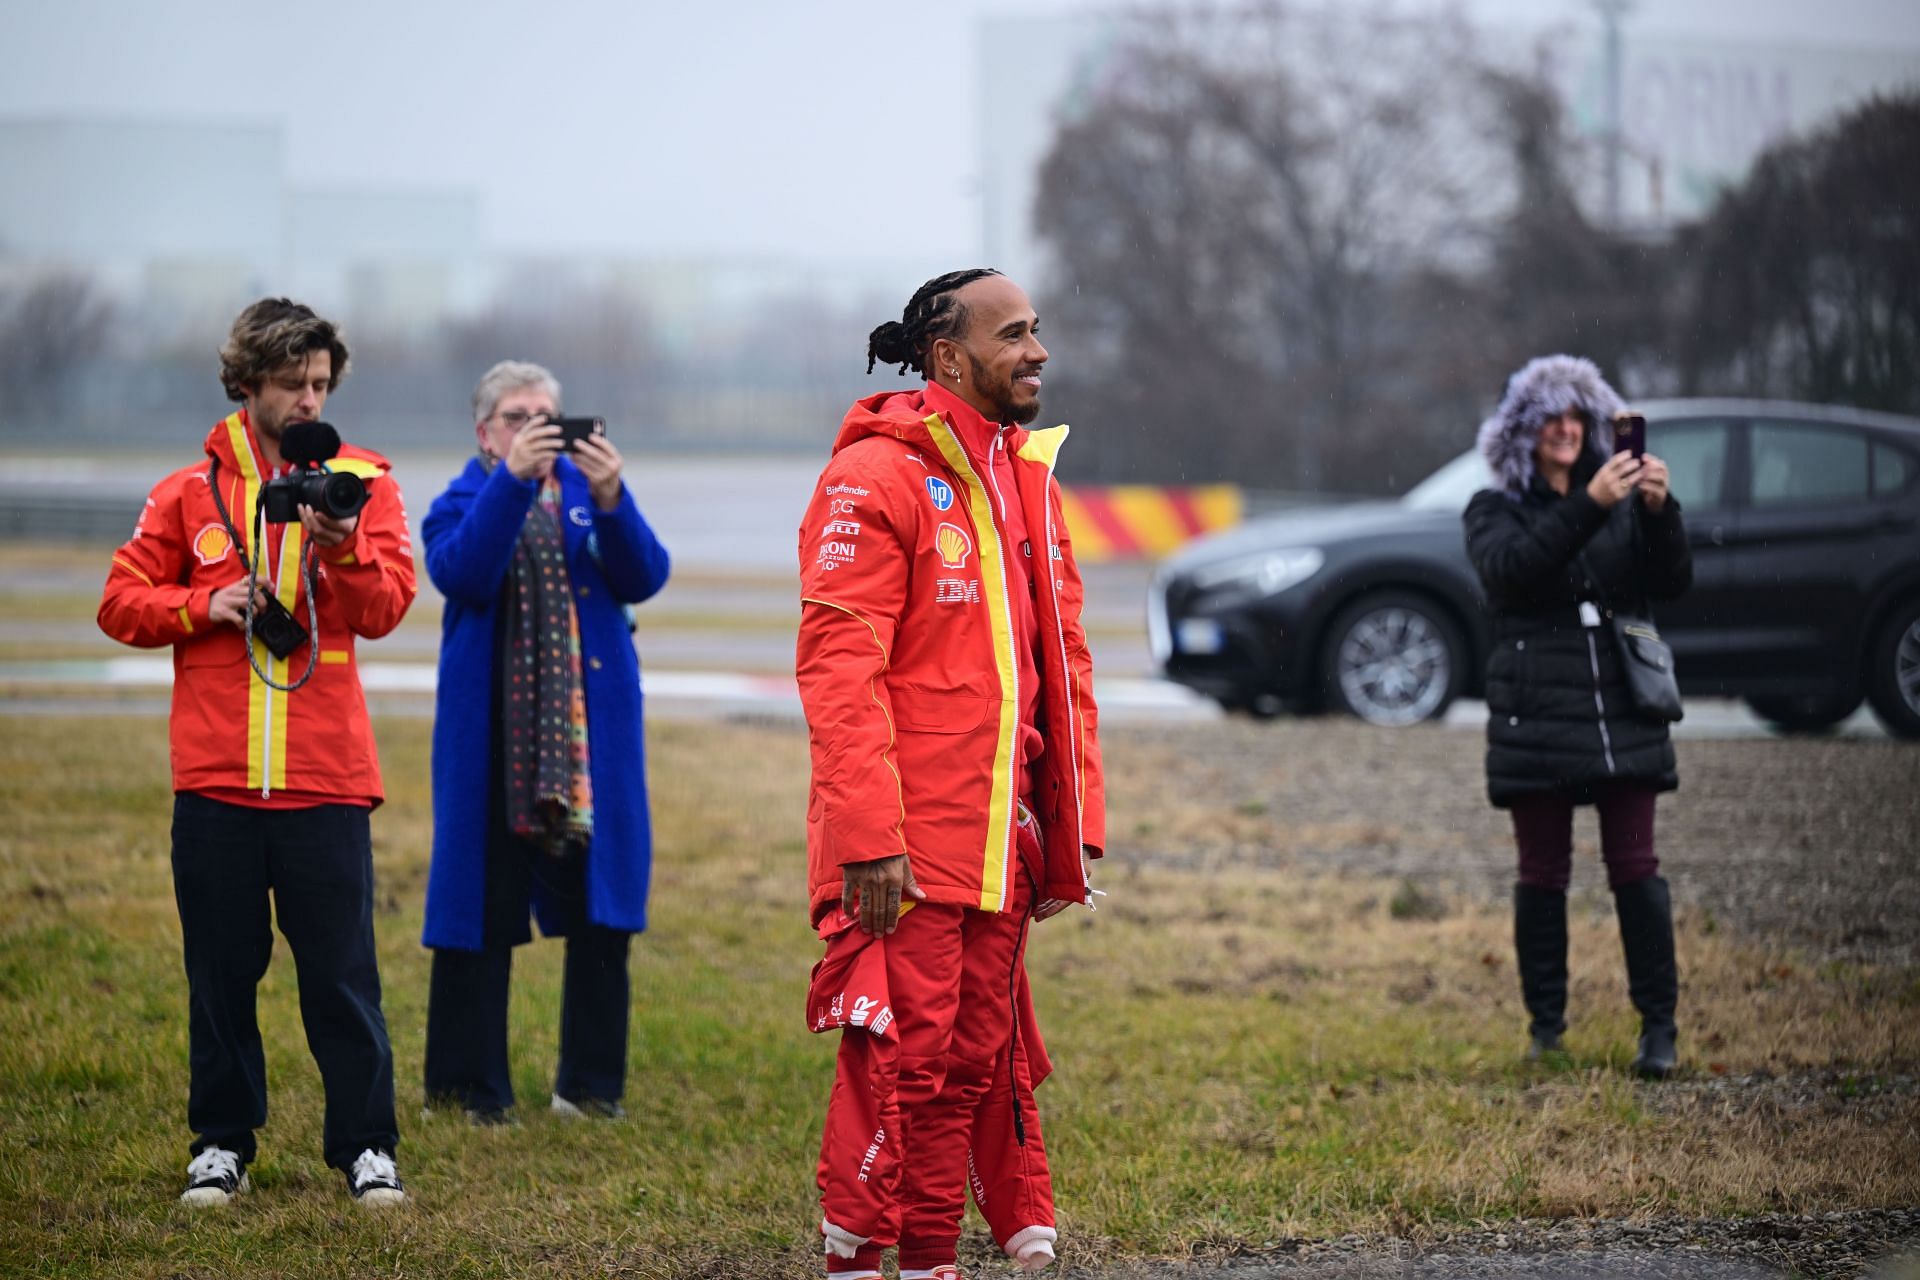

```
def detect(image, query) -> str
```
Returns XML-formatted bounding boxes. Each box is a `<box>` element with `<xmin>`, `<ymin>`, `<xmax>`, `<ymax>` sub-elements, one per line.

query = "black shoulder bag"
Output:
<box><xmin>1579</xmin><ymin>507</ymin><xmax>1683</xmax><ymax>724</ymax></box>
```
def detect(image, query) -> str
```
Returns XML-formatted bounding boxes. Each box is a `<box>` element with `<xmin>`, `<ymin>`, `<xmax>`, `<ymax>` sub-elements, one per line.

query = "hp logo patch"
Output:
<box><xmin>925</xmin><ymin>477</ymin><xmax>955</xmax><ymax>511</ymax></box>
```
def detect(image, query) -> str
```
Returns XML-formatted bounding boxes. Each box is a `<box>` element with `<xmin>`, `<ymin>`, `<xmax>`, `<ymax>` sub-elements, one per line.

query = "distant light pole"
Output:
<box><xmin>1596</xmin><ymin>0</ymin><xmax>1633</xmax><ymax>228</ymax></box>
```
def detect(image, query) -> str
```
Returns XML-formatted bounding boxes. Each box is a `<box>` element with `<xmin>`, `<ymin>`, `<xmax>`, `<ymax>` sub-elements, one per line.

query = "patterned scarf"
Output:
<box><xmin>499</xmin><ymin>474</ymin><xmax>594</xmax><ymax>855</ymax></box>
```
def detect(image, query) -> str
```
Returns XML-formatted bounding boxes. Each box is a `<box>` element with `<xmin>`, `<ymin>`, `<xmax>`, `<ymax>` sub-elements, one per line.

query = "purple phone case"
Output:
<box><xmin>1615</xmin><ymin>415</ymin><xmax>1646</xmax><ymax>458</ymax></box>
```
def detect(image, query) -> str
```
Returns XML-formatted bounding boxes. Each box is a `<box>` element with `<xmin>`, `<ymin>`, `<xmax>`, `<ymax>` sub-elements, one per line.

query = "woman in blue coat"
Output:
<box><xmin>420</xmin><ymin>361</ymin><xmax>669</xmax><ymax>1122</ymax></box>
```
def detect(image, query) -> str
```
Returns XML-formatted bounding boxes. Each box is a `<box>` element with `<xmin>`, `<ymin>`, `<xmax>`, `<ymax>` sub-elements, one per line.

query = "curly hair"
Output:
<box><xmin>218</xmin><ymin>297</ymin><xmax>350</xmax><ymax>403</ymax></box>
<box><xmin>865</xmin><ymin>268</ymin><xmax>1001</xmax><ymax>376</ymax></box>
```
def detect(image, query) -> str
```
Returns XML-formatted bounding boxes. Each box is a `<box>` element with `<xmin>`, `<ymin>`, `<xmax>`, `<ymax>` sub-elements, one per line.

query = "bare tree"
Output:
<box><xmin>1034</xmin><ymin>2</ymin><xmax>1527</xmax><ymax>490</ymax></box>
<box><xmin>441</xmin><ymin>268</ymin><xmax>667</xmax><ymax>428</ymax></box>
<box><xmin>1682</xmin><ymin>92</ymin><xmax>1920</xmax><ymax>415</ymax></box>
<box><xmin>0</xmin><ymin>272</ymin><xmax>117</xmax><ymax>399</ymax></box>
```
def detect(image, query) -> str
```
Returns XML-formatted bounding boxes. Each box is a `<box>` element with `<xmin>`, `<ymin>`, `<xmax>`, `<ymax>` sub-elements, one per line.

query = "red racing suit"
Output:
<box><xmin>798</xmin><ymin>386</ymin><xmax>1104</xmax><ymax>1275</ymax></box>
<box><xmin>97</xmin><ymin>411</ymin><xmax>416</xmax><ymax>804</ymax></box>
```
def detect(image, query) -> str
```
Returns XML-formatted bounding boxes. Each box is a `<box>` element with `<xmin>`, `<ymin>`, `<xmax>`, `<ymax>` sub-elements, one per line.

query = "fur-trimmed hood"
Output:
<box><xmin>1476</xmin><ymin>355</ymin><xmax>1623</xmax><ymax>495</ymax></box>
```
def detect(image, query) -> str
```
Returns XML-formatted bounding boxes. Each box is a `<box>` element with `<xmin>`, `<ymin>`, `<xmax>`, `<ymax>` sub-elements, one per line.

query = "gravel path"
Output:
<box><xmin>1068</xmin><ymin>1208</ymin><xmax>1920</xmax><ymax>1277</ymax></box>
<box><xmin>1104</xmin><ymin>720</ymin><xmax>1920</xmax><ymax>966</ymax></box>
<box><xmin>1081</xmin><ymin>720</ymin><xmax>1919</xmax><ymax>1279</ymax></box>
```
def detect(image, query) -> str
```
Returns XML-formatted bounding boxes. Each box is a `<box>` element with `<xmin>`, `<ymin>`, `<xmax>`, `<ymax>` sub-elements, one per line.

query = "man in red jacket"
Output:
<box><xmin>798</xmin><ymin>269</ymin><xmax>1105</xmax><ymax>1278</ymax></box>
<box><xmin>98</xmin><ymin>298</ymin><xmax>416</xmax><ymax>1207</ymax></box>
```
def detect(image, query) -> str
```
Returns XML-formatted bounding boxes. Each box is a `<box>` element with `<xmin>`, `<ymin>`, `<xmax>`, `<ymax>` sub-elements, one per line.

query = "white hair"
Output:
<box><xmin>471</xmin><ymin>360</ymin><xmax>562</xmax><ymax>423</ymax></box>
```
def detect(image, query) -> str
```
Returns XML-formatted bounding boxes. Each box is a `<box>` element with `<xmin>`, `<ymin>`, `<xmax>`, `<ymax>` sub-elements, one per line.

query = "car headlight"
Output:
<box><xmin>1189</xmin><ymin>547</ymin><xmax>1324</xmax><ymax>597</ymax></box>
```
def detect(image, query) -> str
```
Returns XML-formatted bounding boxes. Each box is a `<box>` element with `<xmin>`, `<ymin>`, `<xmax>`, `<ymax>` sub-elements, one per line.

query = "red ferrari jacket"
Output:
<box><xmin>796</xmin><ymin>388</ymin><xmax>1105</xmax><ymax>924</ymax></box>
<box><xmin>98</xmin><ymin>411</ymin><xmax>416</xmax><ymax>803</ymax></box>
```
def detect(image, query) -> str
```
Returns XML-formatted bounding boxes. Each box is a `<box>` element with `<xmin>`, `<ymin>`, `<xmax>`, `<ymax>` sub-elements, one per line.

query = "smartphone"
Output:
<box><xmin>1613</xmin><ymin>412</ymin><xmax>1647</xmax><ymax>459</ymax></box>
<box><xmin>551</xmin><ymin>416</ymin><xmax>607</xmax><ymax>451</ymax></box>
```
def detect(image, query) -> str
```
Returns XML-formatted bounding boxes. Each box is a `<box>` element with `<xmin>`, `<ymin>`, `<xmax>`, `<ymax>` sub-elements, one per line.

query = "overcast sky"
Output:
<box><xmin>3</xmin><ymin>0</ymin><xmax>1914</xmax><ymax>263</ymax></box>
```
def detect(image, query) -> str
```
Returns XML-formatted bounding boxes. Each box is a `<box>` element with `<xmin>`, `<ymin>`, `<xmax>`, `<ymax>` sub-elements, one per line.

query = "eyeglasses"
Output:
<box><xmin>494</xmin><ymin>409</ymin><xmax>553</xmax><ymax>430</ymax></box>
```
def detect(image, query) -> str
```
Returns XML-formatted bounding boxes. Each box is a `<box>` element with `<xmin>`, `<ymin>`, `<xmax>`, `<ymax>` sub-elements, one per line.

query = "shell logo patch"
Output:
<box><xmin>935</xmin><ymin>522</ymin><xmax>973</xmax><ymax>569</ymax></box>
<box><xmin>192</xmin><ymin>523</ymin><xmax>234</xmax><ymax>566</ymax></box>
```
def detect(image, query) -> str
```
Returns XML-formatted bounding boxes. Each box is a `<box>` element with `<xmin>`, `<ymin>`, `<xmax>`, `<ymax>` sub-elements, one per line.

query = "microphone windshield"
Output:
<box><xmin>281</xmin><ymin>421</ymin><xmax>342</xmax><ymax>467</ymax></box>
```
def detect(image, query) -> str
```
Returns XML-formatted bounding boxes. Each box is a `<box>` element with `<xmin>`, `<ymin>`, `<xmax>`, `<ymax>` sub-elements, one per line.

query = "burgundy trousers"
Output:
<box><xmin>1510</xmin><ymin>783</ymin><xmax>1660</xmax><ymax>891</ymax></box>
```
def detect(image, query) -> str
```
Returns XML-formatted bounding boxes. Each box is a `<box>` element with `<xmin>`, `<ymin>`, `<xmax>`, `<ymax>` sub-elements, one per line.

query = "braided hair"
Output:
<box><xmin>865</xmin><ymin>268</ymin><xmax>1002</xmax><ymax>376</ymax></box>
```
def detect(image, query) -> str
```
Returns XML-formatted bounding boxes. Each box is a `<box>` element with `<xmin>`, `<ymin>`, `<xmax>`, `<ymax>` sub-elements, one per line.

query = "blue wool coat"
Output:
<box><xmin>420</xmin><ymin>456</ymin><xmax>670</xmax><ymax>951</ymax></box>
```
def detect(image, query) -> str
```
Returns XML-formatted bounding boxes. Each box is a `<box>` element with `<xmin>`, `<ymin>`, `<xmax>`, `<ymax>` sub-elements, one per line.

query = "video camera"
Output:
<box><xmin>261</xmin><ymin>422</ymin><xmax>369</xmax><ymax>524</ymax></box>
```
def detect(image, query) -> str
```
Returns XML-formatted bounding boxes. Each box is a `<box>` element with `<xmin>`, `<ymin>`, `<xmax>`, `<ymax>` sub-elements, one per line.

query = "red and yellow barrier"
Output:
<box><xmin>1058</xmin><ymin>485</ymin><xmax>1242</xmax><ymax>562</ymax></box>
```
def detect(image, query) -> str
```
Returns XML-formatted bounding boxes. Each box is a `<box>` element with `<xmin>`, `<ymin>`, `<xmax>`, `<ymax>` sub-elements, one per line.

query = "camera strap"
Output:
<box><xmin>207</xmin><ymin>457</ymin><xmax>322</xmax><ymax>693</ymax></box>
<box><xmin>206</xmin><ymin>457</ymin><xmax>249</xmax><ymax>562</ymax></box>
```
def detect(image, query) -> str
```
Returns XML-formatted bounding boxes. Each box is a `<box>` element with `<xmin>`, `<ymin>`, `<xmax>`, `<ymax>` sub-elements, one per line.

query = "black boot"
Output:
<box><xmin>1514</xmin><ymin>884</ymin><xmax>1568</xmax><ymax>1058</ymax></box>
<box><xmin>1613</xmin><ymin>875</ymin><xmax>1679</xmax><ymax>1079</ymax></box>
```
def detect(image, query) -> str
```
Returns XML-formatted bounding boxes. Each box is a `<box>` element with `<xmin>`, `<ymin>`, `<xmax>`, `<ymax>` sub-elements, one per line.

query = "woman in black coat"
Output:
<box><xmin>1463</xmin><ymin>355</ymin><xmax>1692</xmax><ymax>1078</ymax></box>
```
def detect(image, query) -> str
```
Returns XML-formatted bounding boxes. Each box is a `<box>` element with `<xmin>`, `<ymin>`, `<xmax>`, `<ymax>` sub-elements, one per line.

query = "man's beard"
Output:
<box><xmin>967</xmin><ymin>352</ymin><xmax>1041</xmax><ymax>426</ymax></box>
<box><xmin>252</xmin><ymin>402</ymin><xmax>295</xmax><ymax>439</ymax></box>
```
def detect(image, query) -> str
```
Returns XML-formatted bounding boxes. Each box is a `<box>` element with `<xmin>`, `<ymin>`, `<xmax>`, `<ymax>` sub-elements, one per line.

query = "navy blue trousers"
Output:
<box><xmin>170</xmin><ymin>792</ymin><xmax>399</xmax><ymax>1170</ymax></box>
<box><xmin>423</xmin><ymin>832</ymin><xmax>631</xmax><ymax>1113</ymax></box>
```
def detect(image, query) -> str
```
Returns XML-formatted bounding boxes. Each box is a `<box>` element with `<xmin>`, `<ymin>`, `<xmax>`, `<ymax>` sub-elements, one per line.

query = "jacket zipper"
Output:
<box><xmin>261</xmin><ymin>469</ymin><xmax>277</xmax><ymax>797</ymax></box>
<box><xmin>985</xmin><ymin>432</ymin><xmax>1011</xmax><ymax>521</ymax></box>
<box><xmin>1585</xmin><ymin>628</ymin><xmax>1617</xmax><ymax>775</ymax></box>
<box><xmin>945</xmin><ymin>429</ymin><xmax>1017</xmax><ymax>910</ymax></box>
<box><xmin>250</xmin><ymin>452</ymin><xmax>284</xmax><ymax>798</ymax></box>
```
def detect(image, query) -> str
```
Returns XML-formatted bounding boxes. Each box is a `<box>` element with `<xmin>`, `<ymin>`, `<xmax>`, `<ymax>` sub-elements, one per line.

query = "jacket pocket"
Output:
<box><xmin>891</xmin><ymin>690</ymin><xmax>993</xmax><ymax>734</ymax></box>
<box><xmin>179</xmin><ymin>631</ymin><xmax>245</xmax><ymax>669</ymax></box>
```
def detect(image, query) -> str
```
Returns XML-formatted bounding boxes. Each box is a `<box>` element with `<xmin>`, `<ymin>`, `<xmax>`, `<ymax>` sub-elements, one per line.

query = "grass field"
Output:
<box><xmin>1</xmin><ymin>715</ymin><xmax>1916</xmax><ymax>1279</ymax></box>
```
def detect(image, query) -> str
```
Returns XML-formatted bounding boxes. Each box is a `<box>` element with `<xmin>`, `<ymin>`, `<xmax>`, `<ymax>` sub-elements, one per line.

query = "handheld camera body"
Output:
<box><xmin>260</xmin><ymin>422</ymin><xmax>369</xmax><ymax>524</ymax></box>
<box><xmin>251</xmin><ymin>592</ymin><xmax>310</xmax><ymax>660</ymax></box>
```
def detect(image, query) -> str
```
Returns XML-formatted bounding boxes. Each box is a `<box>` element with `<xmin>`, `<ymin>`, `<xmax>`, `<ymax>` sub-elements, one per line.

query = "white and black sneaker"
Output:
<box><xmin>180</xmin><ymin>1146</ymin><xmax>248</xmax><ymax>1206</ymax></box>
<box><xmin>346</xmin><ymin>1148</ymin><xmax>406</xmax><ymax>1207</ymax></box>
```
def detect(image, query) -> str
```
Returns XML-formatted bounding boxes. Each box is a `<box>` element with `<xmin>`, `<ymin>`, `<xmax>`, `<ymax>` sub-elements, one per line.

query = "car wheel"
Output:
<box><xmin>1743</xmin><ymin>693</ymin><xmax>1862</xmax><ymax>734</ymax></box>
<box><xmin>1866</xmin><ymin>598</ymin><xmax>1920</xmax><ymax>740</ymax></box>
<box><xmin>1320</xmin><ymin>590</ymin><xmax>1465</xmax><ymax>727</ymax></box>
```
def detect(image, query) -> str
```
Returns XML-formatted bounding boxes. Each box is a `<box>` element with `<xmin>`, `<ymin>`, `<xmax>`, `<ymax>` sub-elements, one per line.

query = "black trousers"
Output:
<box><xmin>423</xmin><ymin>833</ymin><xmax>632</xmax><ymax>1113</ymax></box>
<box><xmin>170</xmin><ymin>792</ymin><xmax>399</xmax><ymax>1170</ymax></box>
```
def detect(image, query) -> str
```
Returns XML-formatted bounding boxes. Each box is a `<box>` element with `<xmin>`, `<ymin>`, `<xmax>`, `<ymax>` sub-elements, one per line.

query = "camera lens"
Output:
<box><xmin>316</xmin><ymin>472</ymin><xmax>368</xmax><ymax>519</ymax></box>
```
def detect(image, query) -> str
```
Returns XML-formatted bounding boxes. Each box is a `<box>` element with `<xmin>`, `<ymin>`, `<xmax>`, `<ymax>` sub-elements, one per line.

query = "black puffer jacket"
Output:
<box><xmin>1464</xmin><ymin>478</ymin><xmax>1692</xmax><ymax>807</ymax></box>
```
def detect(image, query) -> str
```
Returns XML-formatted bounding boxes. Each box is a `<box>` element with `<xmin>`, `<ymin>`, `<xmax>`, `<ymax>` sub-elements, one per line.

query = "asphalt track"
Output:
<box><xmin>0</xmin><ymin>450</ymin><xmax>1888</xmax><ymax>736</ymax></box>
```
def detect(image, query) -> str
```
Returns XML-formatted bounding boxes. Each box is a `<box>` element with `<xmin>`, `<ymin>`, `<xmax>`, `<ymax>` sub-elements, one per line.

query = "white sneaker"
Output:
<box><xmin>346</xmin><ymin>1148</ymin><xmax>406</xmax><ymax>1206</ymax></box>
<box><xmin>180</xmin><ymin>1146</ymin><xmax>248</xmax><ymax>1206</ymax></box>
<box><xmin>1006</xmin><ymin>1225</ymin><xmax>1058</xmax><ymax>1272</ymax></box>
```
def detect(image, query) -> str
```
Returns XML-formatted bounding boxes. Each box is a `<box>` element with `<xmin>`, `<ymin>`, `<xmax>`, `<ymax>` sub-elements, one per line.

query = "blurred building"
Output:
<box><xmin>0</xmin><ymin>118</ymin><xmax>485</xmax><ymax>343</ymax></box>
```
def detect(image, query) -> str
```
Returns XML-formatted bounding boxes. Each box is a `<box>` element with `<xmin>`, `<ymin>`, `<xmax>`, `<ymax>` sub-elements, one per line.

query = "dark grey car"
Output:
<box><xmin>1148</xmin><ymin>399</ymin><xmax>1920</xmax><ymax>737</ymax></box>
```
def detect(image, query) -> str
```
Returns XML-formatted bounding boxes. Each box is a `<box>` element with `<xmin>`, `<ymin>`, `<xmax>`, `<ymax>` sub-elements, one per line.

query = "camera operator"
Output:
<box><xmin>97</xmin><ymin>297</ymin><xmax>416</xmax><ymax>1206</ymax></box>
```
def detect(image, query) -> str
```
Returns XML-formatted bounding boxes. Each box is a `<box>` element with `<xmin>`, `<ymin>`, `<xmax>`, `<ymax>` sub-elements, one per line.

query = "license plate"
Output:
<box><xmin>1176</xmin><ymin>618</ymin><xmax>1225</xmax><ymax>654</ymax></box>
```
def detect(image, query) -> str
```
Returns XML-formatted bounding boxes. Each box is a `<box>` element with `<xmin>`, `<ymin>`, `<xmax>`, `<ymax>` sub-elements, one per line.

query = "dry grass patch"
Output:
<box><xmin>0</xmin><ymin>716</ymin><xmax>1914</xmax><ymax>1278</ymax></box>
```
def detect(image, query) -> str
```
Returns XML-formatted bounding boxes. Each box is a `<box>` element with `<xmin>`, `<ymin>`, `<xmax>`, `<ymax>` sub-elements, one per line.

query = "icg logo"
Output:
<box><xmin>925</xmin><ymin>477</ymin><xmax>954</xmax><ymax>511</ymax></box>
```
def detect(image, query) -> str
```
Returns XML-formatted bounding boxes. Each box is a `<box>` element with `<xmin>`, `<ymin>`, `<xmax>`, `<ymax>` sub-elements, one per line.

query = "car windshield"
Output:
<box><xmin>1401</xmin><ymin>450</ymin><xmax>1493</xmax><ymax>511</ymax></box>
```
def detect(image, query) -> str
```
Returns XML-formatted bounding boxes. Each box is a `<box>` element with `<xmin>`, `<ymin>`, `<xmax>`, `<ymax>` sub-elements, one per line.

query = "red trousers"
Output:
<box><xmin>812</xmin><ymin>870</ymin><xmax>1055</xmax><ymax>1274</ymax></box>
<box><xmin>967</xmin><ymin>963</ymin><xmax>1056</xmax><ymax>1268</ymax></box>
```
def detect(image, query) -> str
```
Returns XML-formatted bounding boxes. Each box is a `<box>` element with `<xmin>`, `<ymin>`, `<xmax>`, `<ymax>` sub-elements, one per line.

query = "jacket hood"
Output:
<box><xmin>1476</xmin><ymin>355</ymin><xmax>1622</xmax><ymax>495</ymax></box>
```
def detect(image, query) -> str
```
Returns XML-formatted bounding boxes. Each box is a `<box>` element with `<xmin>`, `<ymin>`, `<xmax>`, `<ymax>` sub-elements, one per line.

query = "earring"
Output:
<box><xmin>948</xmin><ymin>367</ymin><xmax>961</xmax><ymax>379</ymax></box>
